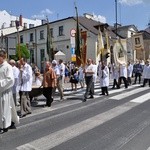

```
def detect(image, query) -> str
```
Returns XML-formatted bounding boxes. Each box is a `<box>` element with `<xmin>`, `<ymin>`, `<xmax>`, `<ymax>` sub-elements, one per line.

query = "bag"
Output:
<box><xmin>74</xmin><ymin>74</ymin><xmax>79</xmax><ymax>82</ymax></box>
<box><xmin>70</xmin><ymin>75</ymin><xmax>79</xmax><ymax>83</ymax></box>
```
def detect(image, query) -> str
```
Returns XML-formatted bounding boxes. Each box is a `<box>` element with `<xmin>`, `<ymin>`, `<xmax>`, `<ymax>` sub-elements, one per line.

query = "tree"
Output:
<box><xmin>16</xmin><ymin>44</ymin><xmax>30</xmax><ymax>60</ymax></box>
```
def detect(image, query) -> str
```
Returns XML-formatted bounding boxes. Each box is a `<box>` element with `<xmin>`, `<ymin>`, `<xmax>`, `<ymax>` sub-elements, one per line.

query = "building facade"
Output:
<box><xmin>1</xmin><ymin>16</ymin><xmax>102</xmax><ymax>71</ymax></box>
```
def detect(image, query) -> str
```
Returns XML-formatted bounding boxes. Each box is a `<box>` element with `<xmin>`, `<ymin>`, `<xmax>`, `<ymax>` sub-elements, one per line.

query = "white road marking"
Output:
<box><xmin>110</xmin><ymin>87</ymin><xmax>149</xmax><ymax>100</ymax></box>
<box><xmin>16</xmin><ymin>102</ymin><xmax>138</xmax><ymax>150</ymax></box>
<box><xmin>130</xmin><ymin>93</ymin><xmax>150</xmax><ymax>103</ymax></box>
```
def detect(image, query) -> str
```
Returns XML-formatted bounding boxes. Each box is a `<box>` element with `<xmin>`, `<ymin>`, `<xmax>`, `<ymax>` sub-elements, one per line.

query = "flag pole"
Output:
<box><xmin>46</xmin><ymin>16</ymin><xmax>54</xmax><ymax>61</ymax></box>
<box><xmin>75</xmin><ymin>5</ymin><xmax>82</xmax><ymax>66</ymax></box>
<box><xmin>115</xmin><ymin>0</ymin><xmax>118</xmax><ymax>37</ymax></box>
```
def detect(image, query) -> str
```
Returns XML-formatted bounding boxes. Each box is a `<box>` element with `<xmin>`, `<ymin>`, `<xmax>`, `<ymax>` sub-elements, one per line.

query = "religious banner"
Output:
<box><xmin>80</xmin><ymin>31</ymin><xmax>87</xmax><ymax>66</ymax></box>
<box><xmin>97</xmin><ymin>27</ymin><xmax>104</xmax><ymax>56</ymax></box>
<box><xmin>133</xmin><ymin>33</ymin><xmax>144</xmax><ymax>50</ymax></box>
<box><xmin>113</xmin><ymin>38</ymin><xmax>127</xmax><ymax>66</ymax></box>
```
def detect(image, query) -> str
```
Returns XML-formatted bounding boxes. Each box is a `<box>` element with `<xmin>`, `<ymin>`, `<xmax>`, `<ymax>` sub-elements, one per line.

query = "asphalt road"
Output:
<box><xmin>0</xmin><ymin>83</ymin><xmax>150</xmax><ymax>150</ymax></box>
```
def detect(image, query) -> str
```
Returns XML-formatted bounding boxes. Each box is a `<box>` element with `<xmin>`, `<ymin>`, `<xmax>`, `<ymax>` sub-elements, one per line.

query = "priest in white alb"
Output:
<box><xmin>0</xmin><ymin>50</ymin><xmax>19</xmax><ymax>134</ymax></box>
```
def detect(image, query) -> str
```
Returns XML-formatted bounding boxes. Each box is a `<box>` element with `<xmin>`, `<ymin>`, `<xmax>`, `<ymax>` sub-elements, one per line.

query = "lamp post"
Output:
<box><xmin>15</xmin><ymin>20</ymin><xmax>21</xmax><ymax>59</ymax></box>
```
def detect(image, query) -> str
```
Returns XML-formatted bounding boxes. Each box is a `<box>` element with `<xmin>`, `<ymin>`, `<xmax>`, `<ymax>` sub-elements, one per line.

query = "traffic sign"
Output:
<box><xmin>70</xmin><ymin>29</ymin><xmax>76</xmax><ymax>37</ymax></box>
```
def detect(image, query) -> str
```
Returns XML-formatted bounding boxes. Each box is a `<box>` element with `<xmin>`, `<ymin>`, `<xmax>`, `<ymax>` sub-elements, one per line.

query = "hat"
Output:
<box><xmin>52</xmin><ymin>60</ymin><xmax>57</xmax><ymax>64</ymax></box>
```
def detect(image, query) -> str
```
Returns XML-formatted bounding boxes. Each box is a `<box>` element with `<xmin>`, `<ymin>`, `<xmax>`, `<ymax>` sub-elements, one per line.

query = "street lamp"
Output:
<box><xmin>15</xmin><ymin>19</ymin><xmax>21</xmax><ymax>59</ymax></box>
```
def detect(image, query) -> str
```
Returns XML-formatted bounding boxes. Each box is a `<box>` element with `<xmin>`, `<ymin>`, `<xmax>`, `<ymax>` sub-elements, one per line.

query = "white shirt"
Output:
<box><xmin>19</xmin><ymin>63</ymin><xmax>33</xmax><ymax>92</ymax></box>
<box><xmin>85</xmin><ymin>64</ymin><xmax>94</xmax><ymax>77</ymax></box>
<box><xmin>143</xmin><ymin>64</ymin><xmax>150</xmax><ymax>79</ymax></box>
<box><xmin>12</xmin><ymin>65</ymin><xmax>20</xmax><ymax>93</ymax></box>
<box><xmin>119</xmin><ymin>64</ymin><xmax>127</xmax><ymax>78</ymax></box>
<box><xmin>127</xmin><ymin>64</ymin><xmax>133</xmax><ymax>77</ymax></box>
<box><xmin>53</xmin><ymin>65</ymin><xmax>60</xmax><ymax>76</ymax></box>
<box><xmin>59</xmin><ymin>63</ymin><xmax>65</xmax><ymax>76</ymax></box>
<box><xmin>93</xmin><ymin>64</ymin><xmax>98</xmax><ymax>83</ymax></box>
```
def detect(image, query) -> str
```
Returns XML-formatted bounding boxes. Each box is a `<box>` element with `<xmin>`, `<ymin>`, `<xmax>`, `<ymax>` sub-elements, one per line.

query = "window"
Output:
<box><xmin>50</xmin><ymin>28</ymin><xmax>53</xmax><ymax>37</ymax></box>
<box><xmin>40</xmin><ymin>30</ymin><xmax>44</xmax><ymax>39</ymax></box>
<box><xmin>30</xmin><ymin>49</ymin><xmax>34</xmax><ymax>63</ymax></box>
<box><xmin>135</xmin><ymin>37</ymin><xmax>140</xmax><ymax>45</ymax></box>
<box><xmin>30</xmin><ymin>33</ymin><xmax>34</xmax><ymax>42</ymax></box>
<box><xmin>29</xmin><ymin>24</ymin><xmax>34</xmax><ymax>28</ymax></box>
<box><xmin>59</xmin><ymin>26</ymin><xmax>64</xmax><ymax>36</ymax></box>
<box><xmin>40</xmin><ymin>49</ymin><xmax>45</xmax><ymax>73</ymax></box>
<box><xmin>20</xmin><ymin>35</ymin><xmax>23</xmax><ymax>43</ymax></box>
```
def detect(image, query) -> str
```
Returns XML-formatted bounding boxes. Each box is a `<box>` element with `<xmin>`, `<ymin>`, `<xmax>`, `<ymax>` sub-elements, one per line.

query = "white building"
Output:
<box><xmin>1</xmin><ymin>13</ymin><xmax>140</xmax><ymax>72</ymax></box>
<box><xmin>0</xmin><ymin>10</ymin><xmax>42</xmax><ymax>35</ymax></box>
<box><xmin>2</xmin><ymin>15</ymin><xmax>109</xmax><ymax>72</ymax></box>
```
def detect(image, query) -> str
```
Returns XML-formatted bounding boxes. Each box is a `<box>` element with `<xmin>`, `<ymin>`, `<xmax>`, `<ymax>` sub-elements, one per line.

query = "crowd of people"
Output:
<box><xmin>0</xmin><ymin>49</ymin><xmax>150</xmax><ymax>134</ymax></box>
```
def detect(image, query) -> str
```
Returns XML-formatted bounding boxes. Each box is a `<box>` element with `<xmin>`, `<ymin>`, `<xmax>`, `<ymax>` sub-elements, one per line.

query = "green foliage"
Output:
<box><xmin>16</xmin><ymin>44</ymin><xmax>30</xmax><ymax>60</ymax></box>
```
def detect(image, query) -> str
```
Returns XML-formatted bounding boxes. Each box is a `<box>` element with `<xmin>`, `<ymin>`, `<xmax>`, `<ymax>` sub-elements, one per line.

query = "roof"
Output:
<box><xmin>138</xmin><ymin>30</ymin><xmax>150</xmax><ymax>39</ymax></box>
<box><xmin>116</xmin><ymin>25</ymin><xmax>138</xmax><ymax>32</ymax></box>
<box><xmin>145</xmin><ymin>27</ymin><xmax>150</xmax><ymax>34</ymax></box>
<box><xmin>73</xmin><ymin>16</ymin><xmax>101</xmax><ymax>35</ymax></box>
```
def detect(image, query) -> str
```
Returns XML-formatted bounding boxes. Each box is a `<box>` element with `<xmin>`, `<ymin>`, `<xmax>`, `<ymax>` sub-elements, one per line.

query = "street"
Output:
<box><xmin>0</xmin><ymin>82</ymin><xmax>150</xmax><ymax>150</ymax></box>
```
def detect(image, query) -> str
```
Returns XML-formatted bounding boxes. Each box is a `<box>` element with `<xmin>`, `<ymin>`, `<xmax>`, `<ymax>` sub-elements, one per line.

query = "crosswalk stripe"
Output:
<box><xmin>25</xmin><ymin>100</ymin><xmax>82</xmax><ymax>118</ymax></box>
<box><xmin>28</xmin><ymin>85</ymin><xmax>148</xmax><ymax>117</ymax></box>
<box><xmin>110</xmin><ymin>87</ymin><xmax>149</xmax><ymax>100</ymax></box>
<box><xmin>16</xmin><ymin>101</ymin><xmax>138</xmax><ymax>150</ymax></box>
<box><xmin>16</xmin><ymin>85</ymin><xmax>150</xmax><ymax>150</ymax></box>
<box><xmin>130</xmin><ymin>93</ymin><xmax>150</xmax><ymax>103</ymax></box>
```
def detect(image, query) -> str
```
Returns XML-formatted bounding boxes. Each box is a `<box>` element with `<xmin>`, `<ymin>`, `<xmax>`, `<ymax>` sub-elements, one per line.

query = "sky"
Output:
<box><xmin>0</xmin><ymin>0</ymin><xmax>150</xmax><ymax>30</ymax></box>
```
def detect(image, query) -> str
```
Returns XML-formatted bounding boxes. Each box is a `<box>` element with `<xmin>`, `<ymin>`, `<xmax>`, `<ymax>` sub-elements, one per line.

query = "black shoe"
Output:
<box><xmin>89</xmin><ymin>95</ymin><xmax>94</xmax><ymax>99</ymax></box>
<box><xmin>0</xmin><ymin>129</ymin><xmax>4</xmax><ymax>134</ymax></box>
<box><xmin>9</xmin><ymin>122</ymin><xmax>16</xmax><ymax>129</ymax></box>
<box><xmin>47</xmin><ymin>104</ymin><xmax>51</xmax><ymax>107</ymax></box>
<box><xmin>100</xmin><ymin>93</ymin><xmax>105</xmax><ymax>95</ymax></box>
<box><xmin>27</xmin><ymin>112</ymin><xmax>32</xmax><ymax>115</ymax></box>
<box><xmin>140</xmin><ymin>85</ymin><xmax>144</xmax><ymax>87</ymax></box>
<box><xmin>82</xmin><ymin>98</ymin><xmax>86</xmax><ymax>102</ymax></box>
<box><xmin>0</xmin><ymin>128</ymin><xmax>8</xmax><ymax>134</ymax></box>
<box><xmin>19</xmin><ymin>114</ymin><xmax>26</xmax><ymax>118</ymax></box>
<box><xmin>106</xmin><ymin>93</ymin><xmax>109</xmax><ymax>96</ymax></box>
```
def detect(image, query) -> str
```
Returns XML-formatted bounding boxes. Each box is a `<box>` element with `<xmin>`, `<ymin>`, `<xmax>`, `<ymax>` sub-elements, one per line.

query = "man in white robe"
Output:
<box><xmin>0</xmin><ymin>50</ymin><xmax>19</xmax><ymax>134</ymax></box>
<box><xmin>127</xmin><ymin>61</ymin><xmax>133</xmax><ymax>85</ymax></box>
<box><xmin>19</xmin><ymin>57</ymin><xmax>33</xmax><ymax>118</ymax></box>
<box><xmin>99</xmin><ymin>61</ymin><xmax>109</xmax><ymax>95</ymax></box>
<box><xmin>141</xmin><ymin>60</ymin><xmax>150</xmax><ymax>87</ymax></box>
<box><xmin>9</xmin><ymin>59</ymin><xmax>20</xmax><ymax>106</ymax></box>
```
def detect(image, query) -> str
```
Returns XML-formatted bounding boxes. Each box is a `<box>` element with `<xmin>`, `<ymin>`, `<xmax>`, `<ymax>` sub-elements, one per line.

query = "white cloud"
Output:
<box><xmin>32</xmin><ymin>8</ymin><xmax>53</xmax><ymax>19</ymax></box>
<box><xmin>119</xmin><ymin>0</ymin><xmax>150</xmax><ymax>6</ymax></box>
<box><xmin>92</xmin><ymin>13</ymin><xmax>107</xmax><ymax>23</ymax></box>
<box><xmin>118</xmin><ymin>0</ymin><xmax>149</xmax><ymax>6</ymax></box>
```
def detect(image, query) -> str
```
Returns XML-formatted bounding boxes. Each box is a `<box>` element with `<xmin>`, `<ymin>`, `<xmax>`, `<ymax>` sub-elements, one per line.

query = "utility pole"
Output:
<box><xmin>115</xmin><ymin>0</ymin><xmax>118</xmax><ymax>37</ymax></box>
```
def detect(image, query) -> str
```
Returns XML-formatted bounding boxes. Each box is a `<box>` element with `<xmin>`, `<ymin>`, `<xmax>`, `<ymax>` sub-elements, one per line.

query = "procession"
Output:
<box><xmin>0</xmin><ymin>48</ymin><xmax>150</xmax><ymax>135</ymax></box>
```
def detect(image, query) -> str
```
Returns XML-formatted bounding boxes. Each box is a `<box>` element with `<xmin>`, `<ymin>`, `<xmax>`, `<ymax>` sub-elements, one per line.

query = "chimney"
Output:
<box><xmin>19</xmin><ymin>14</ymin><xmax>23</xmax><ymax>26</ymax></box>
